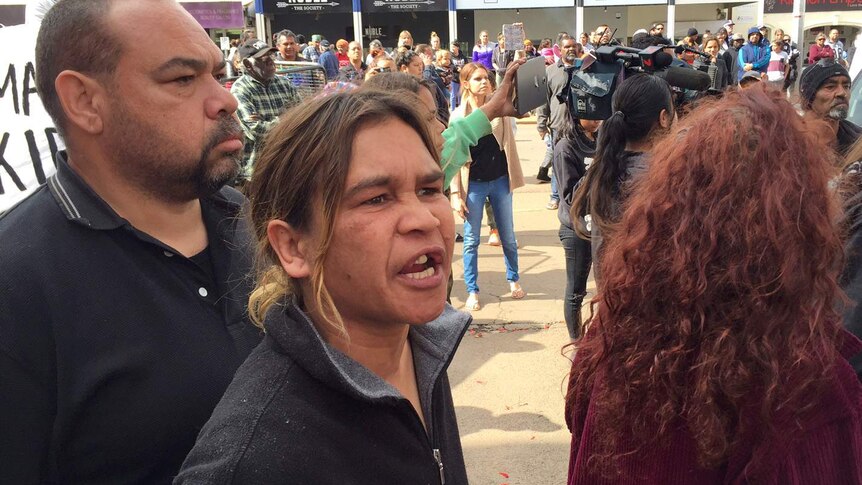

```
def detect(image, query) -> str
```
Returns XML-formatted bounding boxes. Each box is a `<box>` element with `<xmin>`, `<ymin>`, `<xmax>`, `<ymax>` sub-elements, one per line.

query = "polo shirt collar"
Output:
<box><xmin>47</xmin><ymin>150</ymin><xmax>245</xmax><ymax>231</ymax></box>
<box><xmin>47</xmin><ymin>151</ymin><xmax>126</xmax><ymax>230</ymax></box>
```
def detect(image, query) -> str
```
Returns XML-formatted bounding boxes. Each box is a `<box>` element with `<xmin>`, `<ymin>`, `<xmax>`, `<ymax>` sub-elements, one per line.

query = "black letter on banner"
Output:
<box><xmin>23</xmin><ymin>62</ymin><xmax>37</xmax><ymax>117</ymax></box>
<box><xmin>46</xmin><ymin>128</ymin><xmax>60</xmax><ymax>167</ymax></box>
<box><xmin>0</xmin><ymin>132</ymin><xmax>27</xmax><ymax>195</ymax></box>
<box><xmin>0</xmin><ymin>65</ymin><xmax>19</xmax><ymax>115</ymax></box>
<box><xmin>25</xmin><ymin>130</ymin><xmax>47</xmax><ymax>184</ymax></box>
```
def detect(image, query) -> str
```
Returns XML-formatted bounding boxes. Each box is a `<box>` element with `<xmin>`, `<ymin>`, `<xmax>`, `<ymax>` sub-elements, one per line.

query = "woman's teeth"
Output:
<box><xmin>405</xmin><ymin>265</ymin><xmax>436</xmax><ymax>280</ymax></box>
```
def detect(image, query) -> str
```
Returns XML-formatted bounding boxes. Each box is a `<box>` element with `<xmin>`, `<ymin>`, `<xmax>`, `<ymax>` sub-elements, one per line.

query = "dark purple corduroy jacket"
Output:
<box><xmin>567</xmin><ymin>330</ymin><xmax>862</xmax><ymax>484</ymax></box>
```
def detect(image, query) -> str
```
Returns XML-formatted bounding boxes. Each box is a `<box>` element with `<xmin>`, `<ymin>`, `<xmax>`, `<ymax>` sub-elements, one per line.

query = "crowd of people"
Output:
<box><xmin>2</xmin><ymin>0</ymin><xmax>862</xmax><ymax>483</ymax></box>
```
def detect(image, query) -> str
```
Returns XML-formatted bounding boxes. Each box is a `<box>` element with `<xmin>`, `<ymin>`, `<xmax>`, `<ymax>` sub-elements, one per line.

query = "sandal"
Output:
<box><xmin>465</xmin><ymin>293</ymin><xmax>481</xmax><ymax>311</ymax></box>
<box><xmin>510</xmin><ymin>282</ymin><xmax>526</xmax><ymax>300</ymax></box>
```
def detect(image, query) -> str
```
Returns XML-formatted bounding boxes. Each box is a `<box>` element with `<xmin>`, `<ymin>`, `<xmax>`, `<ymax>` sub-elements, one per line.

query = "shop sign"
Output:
<box><xmin>262</xmin><ymin>0</ymin><xmax>353</xmax><ymax>14</ymax></box>
<box><xmin>456</xmin><ymin>0</ymin><xmax>576</xmax><ymax>7</ymax></box>
<box><xmin>363</xmin><ymin>0</ymin><xmax>446</xmax><ymax>12</ymax></box>
<box><xmin>583</xmin><ymin>0</ymin><xmax>666</xmax><ymax>6</ymax></box>
<box><xmin>765</xmin><ymin>0</ymin><xmax>860</xmax><ymax>13</ymax></box>
<box><xmin>180</xmin><ymin>2</ymin><xmax>245</xmax><ymax>28</ymax></box>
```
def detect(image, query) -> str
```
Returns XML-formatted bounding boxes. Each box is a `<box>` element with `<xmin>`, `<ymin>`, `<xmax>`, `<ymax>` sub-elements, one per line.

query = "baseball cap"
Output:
<box><xmin>739</xmin><ymin>70</ymin><xmax>762</xmax><ymax>85</ymax></box>
<box><xmin>320</xmin><ymin>40</ymin><xmax>331</xmax><ymax>48</ymax></box>
<box><xmin>732</xmin><ymin>33</ymin><xmax>745</xmax><ymax>41</ymax></box>
<box><xmin>238</xmin><ymin>40</ymin><xmax>276</xmax><ymax>60</ymax></box>
<box><xmin>311</xmin><ymin>34</ymin><xmax>322</xmax><ymax>42</ymax></box>
<box><xmin>724</xmin><ymin>20</ymin><xmax>735</xmax><ymax>27</ymax></box>
<box><xmin>687</xmin><ymin>28</ymin><xmax>699</xmax><ymax>37</ymax></box>
<box><xmin>369</xmin><ymin>39</ymin><xmax>383</xmax><ymax>49</ymax></box>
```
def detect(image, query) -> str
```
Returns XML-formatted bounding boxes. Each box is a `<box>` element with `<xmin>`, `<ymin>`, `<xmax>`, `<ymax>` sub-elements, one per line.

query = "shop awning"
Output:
<box><xmin>179</xmin><ymin>0</ymin><xmax>245</xmax><ymax>28</ymax></box>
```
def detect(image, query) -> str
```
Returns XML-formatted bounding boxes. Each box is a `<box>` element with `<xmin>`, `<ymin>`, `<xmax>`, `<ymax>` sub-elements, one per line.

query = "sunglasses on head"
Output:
<box><xmin>371</xmin><ymin>66</ymin><xmax>392</xmax><ymax>73</ymax></box>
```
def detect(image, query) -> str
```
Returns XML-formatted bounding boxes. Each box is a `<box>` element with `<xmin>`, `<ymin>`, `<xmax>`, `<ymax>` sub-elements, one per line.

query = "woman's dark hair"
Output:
<box><xmin>395</xmin><ymin>50</ymin><xmax>420</xmax><ymax>69</ymax></box>
<box><xmin>363</xmin><ymin>71</ymin><xmax>422</xmax><ymax>93</ymax></box>
<box><xmin>362</xmin><ymin>72</ymin><xmax>437</xmax><ymax>102</ymax></box>
<box><xmin>566</xmin><ymin>85</ymin><xmax>844</xmax><ymax>476</ymax></box>
<box><xmin>558</xmin><ymin>104</ymin><xmax>588</xmax><ymax>141</ymax></box>
<box><xmin>570</xmin><ymin>73</ymin><xmax>673</xmax><ymax>238</ymax></box>
<box><xmin>540</xmin><ymin>38</ymin><xmax>552</xmax><ymax>49</ymax></box>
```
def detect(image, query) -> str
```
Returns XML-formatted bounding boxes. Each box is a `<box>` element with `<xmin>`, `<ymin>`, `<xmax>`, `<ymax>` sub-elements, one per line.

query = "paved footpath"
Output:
<box><xmin>449</xmin><ymin>118</ymin><xmax>595</xmax><ymax>485</ymax></box>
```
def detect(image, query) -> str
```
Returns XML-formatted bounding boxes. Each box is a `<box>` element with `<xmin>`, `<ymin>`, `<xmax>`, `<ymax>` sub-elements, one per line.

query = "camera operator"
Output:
<box><xmin>570</xmin><ymin>74</ymin><xmax>675</xmax><ymax>279</ymax></box>
<box><xmin>537</xmin><ymin>38</ymin><xmax>581</xmax><ymax>208</ymax></box>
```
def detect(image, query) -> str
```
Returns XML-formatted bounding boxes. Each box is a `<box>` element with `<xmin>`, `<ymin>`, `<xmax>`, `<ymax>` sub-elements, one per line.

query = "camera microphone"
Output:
<box><xmin>673</xmin><ymin>44</ymin><xmax>711</xmax><ymax>60</ymax></box>
<box><xmin>655</xmin><ymin>66</ymin><xmax>711</xmax><ymax>91</ymax></box>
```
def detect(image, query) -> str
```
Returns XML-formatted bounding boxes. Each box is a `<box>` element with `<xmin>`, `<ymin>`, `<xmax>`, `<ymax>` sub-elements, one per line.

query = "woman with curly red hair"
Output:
<box><xmin>565</xmin><ymin>85</ymin><xmax>862</xmax><ymax>483</ymax></box>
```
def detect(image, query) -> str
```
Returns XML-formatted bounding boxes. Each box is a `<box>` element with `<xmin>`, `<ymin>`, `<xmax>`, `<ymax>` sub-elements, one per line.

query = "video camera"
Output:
<box><xmin>568</xmin><ymin>45</ymin><xmax>711</xmax><ymax>120</ymax></box>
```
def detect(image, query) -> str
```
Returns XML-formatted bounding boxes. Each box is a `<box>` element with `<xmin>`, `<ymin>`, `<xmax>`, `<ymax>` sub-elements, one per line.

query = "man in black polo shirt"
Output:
<box><xmin>0</xmin><ymin>0</ymin><xmax>262</xmax><ymax>483</ymax></box>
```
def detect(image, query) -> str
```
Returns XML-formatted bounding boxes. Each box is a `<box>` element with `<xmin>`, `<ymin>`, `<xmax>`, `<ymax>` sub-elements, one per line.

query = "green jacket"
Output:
<box><xmin>441</xmin><ymin>109</ymin><xmax>492</xmax><ymax>187</ymax></box>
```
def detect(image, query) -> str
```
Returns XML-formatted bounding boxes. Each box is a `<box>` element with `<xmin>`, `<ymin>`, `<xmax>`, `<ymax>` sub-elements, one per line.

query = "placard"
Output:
<box><xmin>503</xmin><ymin>23</ymin><xmax>525</xmax><ymax>51</ymax></box>
<box><xmin>0</xmin><ymin>23</ymin><xmax>63</xmax><ymax>212</ymax></box>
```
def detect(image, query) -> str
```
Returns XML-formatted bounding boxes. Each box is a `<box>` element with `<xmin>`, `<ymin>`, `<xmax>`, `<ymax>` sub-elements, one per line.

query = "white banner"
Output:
<box><xmin>0</xmin><ymin>22</ymin><xmax>63</xmax><ymax>212</ymax></box>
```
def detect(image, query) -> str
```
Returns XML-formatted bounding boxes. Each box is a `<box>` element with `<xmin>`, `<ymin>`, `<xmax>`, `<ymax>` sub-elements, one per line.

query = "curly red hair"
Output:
<box><xmin>566</xmin><ymin>85</ymin><xmax>846</xmax><ymax>473</ymax></box>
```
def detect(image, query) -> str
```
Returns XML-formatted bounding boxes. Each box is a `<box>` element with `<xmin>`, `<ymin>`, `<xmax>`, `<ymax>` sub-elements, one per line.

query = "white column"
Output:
<box><xmin>255</xmin><ymin>13</ymin><xmax>266</xmax><ymax>43</ymax></box>
<box><xmin>449</xmin><ymin>10</ymin><xmax>458</xmax><ymax>43</ymax></box>
<box><xmin>354</xmin><ymin>11</ymin><xmax>363</xmax><ymax>47</ymax></box>
<box><xmin>666</xmin><ymin>3</ymin><xmax>675</xmax><ymax>42</ymax></box>
<box><xmin>576</xmin><ymin>6</ymin><xmax>584</xmax><ymax>39</ymax></box>
<box><xmin>756</xmin><ymin>0</ymin><xmax>765</xmax><ymax>28</ymax></box>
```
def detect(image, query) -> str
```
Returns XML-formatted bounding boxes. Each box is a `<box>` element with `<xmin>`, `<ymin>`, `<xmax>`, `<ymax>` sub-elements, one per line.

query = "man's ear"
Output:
<box><xmin>242</xmin><ymin>58</ymin><xmax>253</xmax><ymax>71</ymax></box>
<box><xmin>267</xmin><ymin>220</ymin><xmax>314</xmax><ymax>279</ymax></box>
<box><xmin>54</xmin><ymin>70</ymin><xmax>107</xmax><ymax>135</ymax></box>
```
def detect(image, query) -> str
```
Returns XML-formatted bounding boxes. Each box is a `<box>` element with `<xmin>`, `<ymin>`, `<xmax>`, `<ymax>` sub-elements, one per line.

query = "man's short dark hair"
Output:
<box><xmin>35</xmin><ymin>0</ymin><xmax>121</xmax><ymax>137</ymax></box>
<box><xmin>395</xmin><ymin>50</ymin><xmax>420</xmax><ymax>69</ymax></box>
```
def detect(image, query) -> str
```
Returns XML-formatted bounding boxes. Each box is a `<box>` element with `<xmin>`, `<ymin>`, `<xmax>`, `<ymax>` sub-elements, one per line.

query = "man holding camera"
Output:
<box><xmin>536</xmin><ymin>37</ymin><xmax>579</xmax><ymax>209</ymax></box>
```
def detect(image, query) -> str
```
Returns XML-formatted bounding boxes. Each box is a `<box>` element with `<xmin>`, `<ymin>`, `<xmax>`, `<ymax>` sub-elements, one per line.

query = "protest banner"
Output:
<box><xmin>0</xmin><ymin>22</ymin><xmax>63</xmax><ymax>212</ymax></box>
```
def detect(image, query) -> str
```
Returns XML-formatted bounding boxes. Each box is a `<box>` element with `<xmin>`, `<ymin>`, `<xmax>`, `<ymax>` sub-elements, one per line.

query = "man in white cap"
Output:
<box><xmin>723</xmin><ymin>20</ymin><xmax>735</xmax><ymax>37</ymax></box>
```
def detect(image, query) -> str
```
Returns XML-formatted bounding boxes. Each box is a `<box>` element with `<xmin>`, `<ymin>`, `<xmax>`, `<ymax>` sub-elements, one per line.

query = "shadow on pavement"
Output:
<box><xmin>456</xmin><ymin>405</ymin><xmax>563</xmax><ymax>436</ymax></box>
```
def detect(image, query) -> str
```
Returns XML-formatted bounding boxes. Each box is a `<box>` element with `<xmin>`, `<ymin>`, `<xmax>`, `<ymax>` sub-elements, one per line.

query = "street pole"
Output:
<box><xmin>575</xmin><ymin>0</ymin><xmax>584</xmax><ymax>42</ymax></box>
<box><xmin>756</xmin><ymin>0</ymin><xmax>765</xmax><ymax>29</ymax></box>
<box><xmin>353</xmin><ymin>0</ymin><xmax>363</xmax><ymax>47</ymax></box>
<box><xmin>792</xmin><ymin>0</ymin><xmax>805</xmax><ymax>90</ymax></box>
<box><xmin>666</xmin><ymin>0</ymin><xmax>675</xmax><ymax>42</ymax></box>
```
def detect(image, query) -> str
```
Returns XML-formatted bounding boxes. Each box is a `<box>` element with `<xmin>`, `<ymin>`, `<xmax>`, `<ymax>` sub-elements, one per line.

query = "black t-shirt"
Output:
<box><xmin>469</xmin><ymin>134</ymin><xmax>508</xmax><ymax>182</ymax></box>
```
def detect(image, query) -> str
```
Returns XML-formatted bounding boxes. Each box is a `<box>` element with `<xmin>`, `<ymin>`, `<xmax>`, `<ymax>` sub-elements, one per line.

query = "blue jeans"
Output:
<box><xmin>463</xmin><ymin>176</ymin><xmax>519</xmax><ymax>294</ymax></box>
<box><xmin>559</xmin><ymin>224</ymin><xmax>591</xmax><ymax>339</ymax></box>
<box><xmin>542</xmin><ymin>133</ymin><xmax>560</xmax><ymax>202</ymax></box>
<box><xmin>450</xmin><ymin>81</ymin><xmax>461</xmax><ymax>109</ymax></box>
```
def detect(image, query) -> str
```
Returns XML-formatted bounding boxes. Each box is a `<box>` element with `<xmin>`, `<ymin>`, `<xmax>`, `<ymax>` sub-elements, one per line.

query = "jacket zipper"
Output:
<box><xmin>433</xmin><ymin>448</ymin><xmax>445</xmax><ymax>485</ymax></box>
<box><xmin>405</xmin><ymin>314</ymin><xmax>472</xmax><ymax>485</ymax></box>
